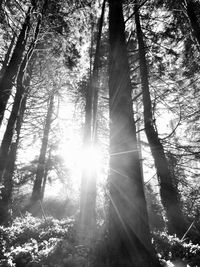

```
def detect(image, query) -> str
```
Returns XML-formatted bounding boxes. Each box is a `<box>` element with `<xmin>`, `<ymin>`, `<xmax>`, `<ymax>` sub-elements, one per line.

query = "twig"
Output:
<box><xmin>181</xmin><ymin>220</ymin><xmax>195</xmax><ymax>241</ymax></box>
<box><xmin>125</xmin><ymin>0</ymin><xmax>149</xmax><ymax>24</ymax></box>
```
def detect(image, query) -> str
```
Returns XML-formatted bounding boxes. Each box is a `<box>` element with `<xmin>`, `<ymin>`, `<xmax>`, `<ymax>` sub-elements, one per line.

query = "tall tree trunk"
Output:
<box><xmin>0</xmin><ymin>33</ymin><xmax>16</xmax><ymax>78</ymax></box>
<box><xmin>0</xmin><ymin>5</ymin><xmax>42</xmax><ymax>183</ymax></box>
<box><xmin>0</xmin><ymin>94</ymin><xmax>27</xmax><ymax>225</ymax></box>
<box><xmin>79</xmin><ymin>0</ymin><xmax>105</xmax><ymax>244</ymax></box>
<box><xmin>0</xmin><ymin>26</ymin><xmax>39</xmax><ymax>183</ymax></box>
<box><xmin>79</xmin><ymin>17</ymin><xmax>94</xmax><ymax>230</ymax></box>
<box><xmin>79</xmin><ymin>78</ymin><xmax>96</xmax><ymax>243</ymax></box>
<box><xmin>185</xmin><ymin>0</ymin><xmax>200</xmax><ymax>47</ymax></box>
<box><xmin>135</xmin><ymin>3</ymin><xmax>188</xmax><ymax>237</ymax></box>
<box><xmin>0</xmin><ymin>142</ymin><xmax>17</xmax><ymax>225</ymax></box>
<box><xmin>79</xmin><ymin>87</ymin><xmax>95</xmax><ymax>242</ymax></box>
<box><xmin>92</xmin><ymin>0</ymin><xmax>106</xmax><ymax>135</ymax></box>
<box><xmin>0</xmin><ymin>7</ymin><xmax>32</xmax><ymax>126</ymax></box>
<box><xmin>0</xmin><ymin>63</ymin><xmax>34</xmax><ymax>183</ymax></box>
<box><xmin>31</xmin><ymin>93</ymin><xmax>54</xmax><ymax>204</ymax></box>
<box><xmin>108</xmin><ymin>1</ymin><xmax>161</xmax><ymax>266</ymax></box>
<box><xmin>41</xmin><ymin>148</ymin><xmax>51</xmax><ymax>201</ymax></box>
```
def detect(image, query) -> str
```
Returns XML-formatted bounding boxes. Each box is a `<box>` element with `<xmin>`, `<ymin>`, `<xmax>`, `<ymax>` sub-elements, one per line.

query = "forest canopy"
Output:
<box><xmin>0</xmin><ymin>0</ymin><xmax>200</xmax><ymax>266</ymax></box>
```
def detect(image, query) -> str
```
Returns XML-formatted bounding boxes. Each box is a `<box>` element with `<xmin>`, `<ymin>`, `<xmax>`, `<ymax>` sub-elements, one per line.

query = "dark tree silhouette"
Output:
<box><xmin>0</xmin><ymin>7</ymin><xmax>32</xmax><ymax>126</ymax></box>
<box><xmin>79</xmin><ymin>0</ymin><xmax>106</xmax><ymax>244</ymax></box>
<box><xmin>0</xmin><ymin>14</ymin><xmax>41</xmax><ymax>183</ymax></box>
<box><xmin>0</xmin><ymin>93</ymin><xmax>28</xmax><ymax>225</ymax></box>
<box><xmin>134</xmin><ymin>1</ymin><xmax>188</xmax><ymax>237</ymax></box>
<box><xmin>30</xmin><ymin>93</ymin><xmax>54</xmax><ymax>205</ymax></box>
<box><xmin>0</xmin><ymin>34</ymin><xmax>16</xmax><ymax>78</ymax></box>
<box><xmin>107</xmin><ymin>0</ymin><xmax>161</xmax><ymax>266</ymax></box>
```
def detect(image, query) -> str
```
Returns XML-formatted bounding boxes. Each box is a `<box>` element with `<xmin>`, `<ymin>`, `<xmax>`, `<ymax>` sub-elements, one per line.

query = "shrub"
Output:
<box><xmin>153</xmin><ymin>231</ymin><xmax>200</xmax><ymax>266</ymax></box>
<box><xmin>0</xmin><ymin>213</ymin><xmax>87</xmax><ymax>267</ymax></box>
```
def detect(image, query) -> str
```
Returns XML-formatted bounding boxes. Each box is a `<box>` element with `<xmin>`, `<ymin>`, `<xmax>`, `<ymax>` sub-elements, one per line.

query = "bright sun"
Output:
<box><xmin>59</xmin><ymin>138</ymin><xmax>105</xmax><ymax>187</ymax></box>
<box><xmin>49</xmin><ymin>100</ymin><xmax>108</xmax><ymax>196</ymax></box>
<box><xmin>78</xmin><ymin>145</ymin><xmax>102</xmax><ymax>173</ymax></box>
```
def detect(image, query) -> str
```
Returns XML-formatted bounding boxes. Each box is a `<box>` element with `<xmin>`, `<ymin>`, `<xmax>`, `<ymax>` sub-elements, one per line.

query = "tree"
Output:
<box><xmin>0</xmin><ymin>15</ymin><xmax>41</xmax><ymax>184</ymax></box>
<box><xmin>30</xmin><ymin>92</ymin><xmax>54</xmax><ymax>205</ymax></box>
<box><xmin>78</xmin><ymin>0</ymin><xmax>106</xmax><ymax>244</ymax></box>
<box><xmin>158</xmin><ymin>0</ymin><xmax>200</xmax><ymax>48</ymax></box>
<box><xmin>185</xmin><ymin>0</ymin><xmax>200</xmax><ymax>47</ymax></box>
<box><xmin>134</xmin><ymin>1</ymin><xmax>189</xmax><ymax>237</ymax></box>
<box><xmin>0</xmin><ymin>6</ymin><xmax>32</xmax><ymax>126</ymax></box>
<box><xmin>0</xmin><ymin>0</ymin><xmax>51</xmax><ymax>127</ymax></box>
<box><xmin>0</xmin><ymin>33</ymin><xmax>16</xmax><ymax>78</ymax></box>
<box><xmin>107</xmin><ymin>0</ymin><xmax>161</xmax><ymax>266</ymax></box>
<box><xmin>0</xmin><ymin>93</ymin><xmax>28</xmax><ymax>225</ymax></box>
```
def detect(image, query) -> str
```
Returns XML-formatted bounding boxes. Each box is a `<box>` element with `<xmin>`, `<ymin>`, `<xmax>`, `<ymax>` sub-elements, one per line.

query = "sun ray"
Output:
<box><xmin>110</xmin><ymin>149</ymin><xmax>139</xmax><ymax>156</ymax></box>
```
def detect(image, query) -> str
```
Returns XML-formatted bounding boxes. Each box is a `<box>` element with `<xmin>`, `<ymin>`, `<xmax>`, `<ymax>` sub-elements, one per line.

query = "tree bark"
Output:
<box><xmin>0</xmin><ymin>7</ymin><xmax>32</xmax><ymax>126</ymax></box>
<box><xmin>31</xmin><ymin>93</ymin><xmax>54</xmax><ymax>204</ymax></box>
<box><xmin>135</xmin><ymin>2</ymin><xmax>188</xmax><ymax>237</ymax></box>
<box><xmin>79</xmin><ymin>39</ymin><xmax>93</xmax><ymax>239</ymax></box>
<box><xmin>185</xmin><ymin>0</ymin><xmax>200</xmax><ymax>47</ymax></box>
<box><xmin>0</xmin><ymin>60</ymin><xmax>34</xmax><ymax>183</ymax></box>
<box><xmin>0</xmin><ymin>3</ymin><xmax>43</xmax><ymax>185</ymax></box>
<box><xmin>41</xmin><ymin>149</ymin><xmax>51</xmax><ymax>201</ymax></box>
<box><xmin>108</xmin><ymin>0</ymin><xmax>161</xmax><ymax>266</ymax></box>
<box><xmin>0</xmin><ymin>17</ymin><xmax>40</xmax><ymax>183</ymax></box>
<box><xmin>0</xmin><ymin>94</ymin><xmax>27</xmax><ymax>225</ymax></box>
<box><xmin>92</xmin><ymin>0</ymin><xmax>106</xmax><ymax>135</ymax></box>
<box><xmin>0</xmin><ymin>33</ymin><xmax>16</xmax><ymax>79</ymax></box>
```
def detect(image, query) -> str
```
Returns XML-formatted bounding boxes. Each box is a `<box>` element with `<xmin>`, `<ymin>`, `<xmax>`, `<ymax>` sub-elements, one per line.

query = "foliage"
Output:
<box><xmin>2</xmin><ymin>215</ymin><xmax>200</xmax><ymax>266</ymax></box>
<box><xmin>153</xmin><ymin>231</ymin><xmax>200</xmax><ymax>267</ymax></box>
<box><xmin>0</xmin><ymin>213</ymin><xmax>90</xmax><ymax>267</ymax></box>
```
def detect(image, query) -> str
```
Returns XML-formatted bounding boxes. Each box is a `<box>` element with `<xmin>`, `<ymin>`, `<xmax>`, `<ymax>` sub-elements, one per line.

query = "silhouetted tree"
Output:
<box><xmin>135</xmin><ymin>1</ymin><xmax>188</xmax><ymax>237</ymax></box>
<box><xmin>30</xmin><ymin>93</ymin><xmax>54</xmax><ymax>205</ymax></box>
<box><xmin>0</xmin><ymin>7</ymin><xmax>32</xmax><ymax>126</ymax></box>
<box><xmin>107</xmin><ymin>0</ymin><xmax>161</xmax><ymax>266</ymax></box>
<box><xmin>79</xmin><ymin>0</ymin><xmax>106</xmax><ymax>244</ymax></box>
<box><xmin>0</xmin><ymin>93</ymin><xmax>27</xmax><ymax>225</ymax></box>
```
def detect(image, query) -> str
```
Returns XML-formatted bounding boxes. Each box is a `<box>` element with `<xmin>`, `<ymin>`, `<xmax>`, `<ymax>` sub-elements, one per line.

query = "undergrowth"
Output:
<box><xmin>1</xmin><ymin>214</ymin><xmax>200</xmax><ymax>267</ymax></box>
<box><xmin>153</xmin><ymin>231</ymin><xmax>200</xmax><ymax>266</ymax></box>
<box><xmin>0</xmin><ymin>213</ymin><xmax>89</xmax><ymax>267</ymax></box>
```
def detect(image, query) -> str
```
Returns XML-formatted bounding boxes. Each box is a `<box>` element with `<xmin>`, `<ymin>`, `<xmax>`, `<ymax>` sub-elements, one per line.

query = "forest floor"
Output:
<box><xmin>0</xmin><ymin>213</ymin><xmax>200</xmax><ymax>267</ymax></box>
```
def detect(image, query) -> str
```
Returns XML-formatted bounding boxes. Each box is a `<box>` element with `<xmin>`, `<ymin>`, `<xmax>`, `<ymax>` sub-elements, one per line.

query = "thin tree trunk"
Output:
<box><xmin>108</xmin><ymin>0</ymin><xmax>161</xmax><ymax>266</ymax></box>
<box><xmin>79</xmin><ymin>82</ymin><xmax>96</xmax><ymax>243</ymax></box>
<box><xmin>0</xmin><ymin>94</ymin><xmax>27</xmax><ymax>225</ymax></box>
<box><xmin>0</xmin><ymin>64</ymin><xmax>33</xmax><ymax>183</ymax></box>
<box><xmin>92</xmin><ymin>0</ymin><xmax>106</xmax><ymax>135</ymax></box>
<box><xmin>0</xmin><ymin>4</ymin><xmax>42</xmax><ymax>183</ymax></box>
<box><xmin>0</xmin><ymin>26</ymin><xmax>40</xmax><ymax>183</ymax></box>
<box><xmin>0</xmin><ymin>142</ymin><xmax>17</xmax><ymax>225</ymax></box>
<box><xmin>79</xmin><ymin>0</ymin><xmax>105</xmax><ymax>244</ymax></box>
<box><xmin>0</xmin><ymin>33</ymin><xmax>16</xmax><ymax>78</ymax></box>
<box><xmin>0</xmin><ymin>7</ymin><xmax>32</xmax><ymax>126</ymax></box>
<box><xmin>41</xmin><ymin>148</ymin><xmax>51</xmax><ymax>201</ymax></box>
<box><xmin>135</xmin><ymin>2</ymin><xmax>188</xmax><ymax>237</ymax></box>
<box><xmin>31</xmin><ymin>93</ymin><xmax>54</xmax><ymax>204</ymax></box>
<box><xmin>79</xmin><ymin>34</ymin><xmax>95</xmax><ymax>244</ymax></box>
